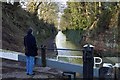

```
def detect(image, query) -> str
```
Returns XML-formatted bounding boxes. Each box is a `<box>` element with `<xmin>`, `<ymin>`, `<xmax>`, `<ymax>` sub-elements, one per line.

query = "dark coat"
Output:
<box><xmin>24</xmin><ymin>33</ymin><xmax>38</xmax><ymax>56</ymax></box>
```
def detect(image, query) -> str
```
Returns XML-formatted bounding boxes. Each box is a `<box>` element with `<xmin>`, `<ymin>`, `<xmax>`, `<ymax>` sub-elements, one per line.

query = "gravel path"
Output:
<box><xmin>1</xmin><ymin>58</ymin><xmax>64</xmax><ymax>79</ymax></box>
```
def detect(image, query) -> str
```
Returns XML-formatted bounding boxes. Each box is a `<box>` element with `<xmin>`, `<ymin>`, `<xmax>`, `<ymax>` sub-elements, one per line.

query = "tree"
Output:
<box><xmin>26</xmin><ymin>0</ymin><xmax>42</xmax><ymax>15</ymax></box>
<box><xmin>38</xmin><ymin>2</ymin><xmax>59</xmax><ymax>27</ymax></box>
<box><xmin>60</xmin><ymin>2</ymin><xmax>95</xmax><ymax>30</ymax></box>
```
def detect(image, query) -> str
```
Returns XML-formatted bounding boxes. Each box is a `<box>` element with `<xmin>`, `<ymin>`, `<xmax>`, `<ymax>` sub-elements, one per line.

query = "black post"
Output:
<box><xmin>83</xmin><ymin>44</ymin><xmax>94</xmax><ymax>80</ymax></box>
<box><xmin>41</xmin><ymin>45</ymin><xmax>46</xmax><ymax>67</ymax></box>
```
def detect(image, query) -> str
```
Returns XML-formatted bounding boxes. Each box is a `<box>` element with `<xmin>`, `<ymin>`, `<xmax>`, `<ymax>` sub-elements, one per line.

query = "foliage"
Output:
<box><xmin>27</xmin><ymin>1</ymin><xmax>58</xmax><ymax>28</ymax></box>
<box><xmin>61</xmin><ymin>2</ymin><xmax>120</xmax><ymax>56</ymax></box>
<box><xmin>26</xmin><ymin>0</ymin><xmax>42</xmax><ymax>15</ymax></box>
<box><xmin>60</xmin><ymin>2</ymin><xmax>100</xmax><ymax>30</ymax></box>
<box><xmin>95</xmin><ymin>2</ymin><xmax>119</xmax><ymax>34</ymax></box>
<box><xmin>61</xmin><ymin>2</ymin><xmax>119</xmax><ymax>32</ymax></box>
<box><xmin>38</xmin><ymin>2</ymin><xmax>59</xmax><ymax>28</ymax></box>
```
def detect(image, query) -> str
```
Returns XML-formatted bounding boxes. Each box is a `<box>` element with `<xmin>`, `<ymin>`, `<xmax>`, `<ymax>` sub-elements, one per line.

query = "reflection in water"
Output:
<box><xmin>55</xmin><ymin>31</ymin><xmax>83</xmax><ymax>64</ymax></box>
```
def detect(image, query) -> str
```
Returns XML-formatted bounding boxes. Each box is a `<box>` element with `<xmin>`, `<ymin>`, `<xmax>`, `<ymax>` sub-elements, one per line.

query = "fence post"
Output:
<box><xmin>41</xmin><ymin>45</ymin><xmax>46</xmax><ymax>67</ymax></box>
<box><xmin>83</xmin><ymin>44</ymin><xmax>94</xmax><ymax>80</ymax></box>
<box><xmin>114</xmin><ymin>63</ymin><xmax>120</xmax><ymax>80</ymax></box>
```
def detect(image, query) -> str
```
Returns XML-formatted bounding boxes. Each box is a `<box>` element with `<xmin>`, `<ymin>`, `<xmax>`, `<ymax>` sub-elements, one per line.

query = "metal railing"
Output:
<box><xmin>46</xmin><ymin>48</ymin><xmax>83</xmax><ymax>51</ymax></box>
<box><xmin>56</xmin><ymin>55</ymin><xmax>82</xmax><ymax>61</ymax></box>
<box><xmin>40</xmin><ymin>46</ymin><xmax>83</xmax><ymax>62</ymax></box>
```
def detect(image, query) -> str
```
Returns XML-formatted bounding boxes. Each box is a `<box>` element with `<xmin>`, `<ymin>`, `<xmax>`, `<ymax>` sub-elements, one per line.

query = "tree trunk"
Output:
<box><xmin>117</xmin><ymin>2</ymin><xmax>120</xmax><ymax>43</ymax></box>
<box><xmin>34</xmin><ymin>2</ymin><xmax>42</xmax><ymax>15</ymax></box>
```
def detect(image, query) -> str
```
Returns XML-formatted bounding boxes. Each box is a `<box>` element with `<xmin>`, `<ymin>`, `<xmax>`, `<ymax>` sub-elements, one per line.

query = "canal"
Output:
<box><xmin>55</xmin><ymin>31</ymin><xmax>83</xmax><ymax>64</ymax></box>
<box><xmin>54</xmin><ymin>31</ymin><xmax>120</xmax><ymax>65</ymax></box>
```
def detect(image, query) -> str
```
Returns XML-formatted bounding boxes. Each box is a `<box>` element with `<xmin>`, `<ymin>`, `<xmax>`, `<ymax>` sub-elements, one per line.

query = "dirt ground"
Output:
<box><xmin>1</xmin><ymin>58</ymin><xmax>65</xmax><ymax>79</ymax></box>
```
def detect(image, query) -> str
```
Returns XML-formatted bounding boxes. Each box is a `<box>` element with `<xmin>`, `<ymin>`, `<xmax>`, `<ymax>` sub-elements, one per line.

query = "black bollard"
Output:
<box><xmin>41</xmin><ymin>45</ymin><xmax>46</xmax><ymax>67</ymax></box>
<box><xmin>83</xmin><ymin>44</ymin><xmax>94</xmax><ymax>80</ymax></box>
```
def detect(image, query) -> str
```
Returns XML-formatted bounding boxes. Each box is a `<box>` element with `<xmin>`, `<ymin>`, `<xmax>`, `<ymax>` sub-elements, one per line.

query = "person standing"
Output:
<box><xmin>24</xmin><ymin>28</ymin><xmax>38</xmax><ymax>75</ymax></box>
